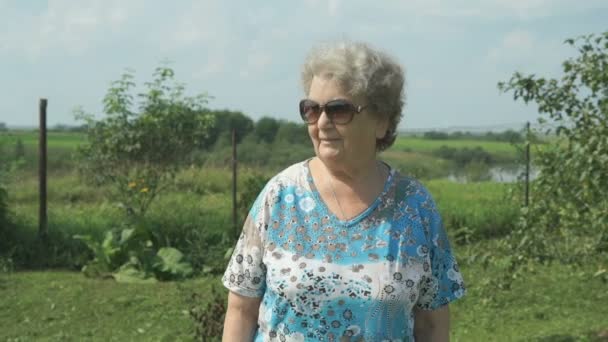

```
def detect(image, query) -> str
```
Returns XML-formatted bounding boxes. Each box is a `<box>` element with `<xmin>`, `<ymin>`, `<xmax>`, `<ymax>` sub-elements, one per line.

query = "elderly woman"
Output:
<box><xmin>222</xmin><ymin>41</ymin><xmax>465</xmax><ymax>341</ymax></box>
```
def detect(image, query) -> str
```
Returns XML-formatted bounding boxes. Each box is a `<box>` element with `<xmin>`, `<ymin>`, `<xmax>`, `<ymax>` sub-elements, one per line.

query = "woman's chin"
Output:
<box><xmin>316</xmin><ymin>147</ymin><xmax>343</xmax><ymax>163</ymax></box>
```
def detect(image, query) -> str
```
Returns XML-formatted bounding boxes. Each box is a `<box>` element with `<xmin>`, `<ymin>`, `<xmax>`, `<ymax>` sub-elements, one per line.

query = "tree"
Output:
<box><xmin>423</xmin><ymin>131</ymin><xmax>449</xmax><ymax>140</ymax></box>
<box><xmin>76</xmin><ymin>65</ymin><xmax>214</xmax><ymax>217</ymax></box>
<box><xmin>210</xmin><ymin>110</ymin><xmax>255</xmax><ymax>145</ymax></box>
<box><xmin>254</xmin><ymin>117</ymin><xmax>280</xmax><ymax>143</ymax></box>
<box><xmin>274</xmin><ymin>121</ymin><xmax>309</xmax><ymax>145</ymax></box>
<box><xmin>0</xmin><ymin>123</ymin><xmax>7</xmax><ymax>132</ymax></box>
<box><xmin>498</xmin><ymin>31</ymin><xmax>608</xmax><ymax>261</ymax></box>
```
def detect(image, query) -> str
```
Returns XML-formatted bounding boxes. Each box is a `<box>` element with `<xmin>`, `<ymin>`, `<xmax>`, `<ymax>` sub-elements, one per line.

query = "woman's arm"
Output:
<box><xmin>413</xmin><ymin>304</ymin><xmax>450</xmax><ymax>342</ymax></box>
<box><xmin>222</xmin><ymin>291</ymin><xmax>262</xmax><ymax>342</ymax></box>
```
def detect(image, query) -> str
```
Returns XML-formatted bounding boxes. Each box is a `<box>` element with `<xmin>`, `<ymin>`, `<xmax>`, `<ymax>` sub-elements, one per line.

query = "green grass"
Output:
<box><xmin>0</xmin><ymin>131</ymin><xmax>85</xmax><ymax>149</ymax></box>
<box><xmin>0</xmin><ymin>130</ymin><xmax>522</xmax><ymax>162</ymax></box>
<box><xmin>1</xmin><ymin>254</ymin><xmax>606</xmax><ymax>341</ymax></box>
<box><xmin>394</xmin><ymin>136</ymin><xmax>520</xmax><ymax>157</ymax></box>
<box><xmin>0</xmin><ymin>271</ymin><xmax>221</xmax><ymax>341</ymax></box>
<box><xmin>381</xmin><ymin>150</ymin><xmax>454</xmax><ymax>179</ymax></box>
<box><xmin>1</xmin><ymin>140</ymin><xmax>605</xmax><ymax>340</ymax></box>
<box><xmin>451</xmin><ymin>246</ymin><xmax>608</xmax><ymax>341</ymax></box>
<box><xmin>6</xmin><ymin>168</ymin><xmax>516</xmax><ymax>249</ymax></box>
<box><xmin>426</xmin><ymin>180</ymin><xmax>520</xmax><ymax>241</ymax></box>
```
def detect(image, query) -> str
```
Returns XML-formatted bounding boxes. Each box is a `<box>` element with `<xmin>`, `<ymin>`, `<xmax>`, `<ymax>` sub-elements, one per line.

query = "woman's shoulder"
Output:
<box><xmin>254</xmin><ymin>159</ymin><xmax>310</xmax><ymax>202</ymax></box>
<box><xmin>390</xmin><ymin>169</ymin><xmax>434</xmax><ymax>200</ymax></box>
<box><xmin>264</xmin><ymin>159</ymin><xmax>310</xmax><ymax>188</ymax></box>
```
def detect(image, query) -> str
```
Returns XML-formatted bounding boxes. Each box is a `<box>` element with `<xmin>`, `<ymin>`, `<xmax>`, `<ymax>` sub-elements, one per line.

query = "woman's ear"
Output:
<box><xmin>375</xmin><ymin>118</ymin><xmax>390</xmax><ymax>139</ymax></box>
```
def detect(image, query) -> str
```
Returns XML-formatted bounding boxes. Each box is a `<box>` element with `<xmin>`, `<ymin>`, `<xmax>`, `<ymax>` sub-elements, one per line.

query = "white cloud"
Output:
<box><xmin>390</xmin><ymin>0</ymin><xmax>608</xmax><ymax>20</ymax></box>
<box><xmin>482</xmin><ymin>0</ymin><xmax>608</xmax><ymax>19</ymax></box>
<box><xmin>487</xmin><ymin>29</ymin><xmax>535</xmax><ymax>63</ymax></box>
<box><xmin>0</xmin><ymin>0</ymin><xmax>139</xmax><ymax>59</ymax></box>
<box><xmin>416</xmin><ymin>78</ymin><xmax>434</xmax><ymax>90</ymax></box>
<box><xmin>303</xmin><ymin>0</ymin><xmax>342</xmax><ymax>17</ymax></box>
<box><xmin>195</xmin><ymin>54</ymin><xmax>226</xmax><ymax>77</ymax></box>
<box><xmin>483</xmin><ymin>29</ymin><xmax>568</xmax><ymax>81</ymax></box>
<box><xmin>168</xmin><ymin>1</ymin><xmax>229</xmax><ymax>48</ymax></box>
<box><xmin>328</xmin><ymin>0</ymin><xmax>342</xmax><ymax>17</ymax></box>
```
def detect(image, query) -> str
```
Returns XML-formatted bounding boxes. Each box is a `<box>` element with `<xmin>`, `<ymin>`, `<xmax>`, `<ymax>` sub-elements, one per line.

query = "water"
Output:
<box><xmin>448</xmin><ymin>165</ymin><xmax>539</xmax><ymax>183</ymax></box>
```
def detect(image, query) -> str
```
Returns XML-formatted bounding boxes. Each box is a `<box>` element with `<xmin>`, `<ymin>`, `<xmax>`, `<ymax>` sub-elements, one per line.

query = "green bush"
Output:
<box><xmin>76</xmin><ymin>65</ymin><xmax>214</xmax><ymax>217</ymax></box>
<box><xmin>499</xmin><ymin>31</ymin><xmax>608</xmax><ymax>264</ymax></box>
<box><xmin>0</xmin><ymin>185</ymin><xmax>8</xmax><ymax>230</ymax></box>
<box><xmin>432</xmin><ymin>145</ymin><xmax>494</xmax><ymax>168</ymax></box>
<box><xmin>381</xmin><ymin>151</ymin><xmax>453</xmax><ymax>180</ymax></box>
<box><xmin>74</xmin><ymin>222</ymin><xmax>193</xmax><ymax>283</ymax></box>
<box><xmin>187</xmin><ymin>284</ymin><xmax>227</xmax><ymax>341</ymax></box>
<box><xmin>427</xmin><ymin>180</ymin><xmax>519</xmax><ymax>242</ymax></box>
<box><xmin>0</xmin><ymin>183</ymin><xmax>13</xmax><ymax>270</ymax></box>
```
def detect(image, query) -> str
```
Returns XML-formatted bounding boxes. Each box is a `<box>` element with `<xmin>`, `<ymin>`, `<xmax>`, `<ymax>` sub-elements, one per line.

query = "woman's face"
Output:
<box><xmin>306</xmin><ymin>75</ymin><xmax>388</xmax><ymax>167</ymax></box>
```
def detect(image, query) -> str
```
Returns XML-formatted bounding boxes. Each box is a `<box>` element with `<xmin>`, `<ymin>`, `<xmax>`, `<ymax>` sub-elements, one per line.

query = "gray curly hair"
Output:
<box><xmin>301</xmin><ymin>40</ymin><xmax>405</xmax><ymax>151</ymax></box>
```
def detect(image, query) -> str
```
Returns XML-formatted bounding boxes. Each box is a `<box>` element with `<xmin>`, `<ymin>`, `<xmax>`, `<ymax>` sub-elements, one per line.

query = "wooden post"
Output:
<box><xmin>525</xmin><ymin>121</ymin><xmax>530</xmax><ymax>207</ymax></box>
<box><xmin>39</xmin><ymin>99</ymin><xmax>48</xmax><ymax>238</ymax></box>
<box><xmin>232</xmin><ymin>128</ymin><xmax>238</xmax><ymax>241</ymax></box>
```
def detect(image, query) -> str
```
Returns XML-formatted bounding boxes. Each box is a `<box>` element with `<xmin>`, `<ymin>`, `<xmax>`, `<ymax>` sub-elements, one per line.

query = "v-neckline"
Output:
<box><xmin>303</xmin><ymin>158</ymin><xmax>394</xmax><ymax>228</ymax></box>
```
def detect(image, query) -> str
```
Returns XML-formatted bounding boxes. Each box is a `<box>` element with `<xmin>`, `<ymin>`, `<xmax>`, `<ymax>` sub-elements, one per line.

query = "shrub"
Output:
<box><xmin>188</xmin><ymin>284</ymin><xmax>227</xmax><ymax>341</ymax></box>
<box><xmin>499</xmin><ymin>31</ymin><xmax>608</xmax><ymax>263</ymax></box>
<box><xmin>76</xmin><ymin>65</ymin><xmax>214</xmax><ymax>217</ymax></box>
<box><xmin>432</xmin><ymin>146</ymin><xmax>494</xmax><ymax>168</ymax></box>
<box><xmin>73</xmin><ymin>221</ymin><xmax>193</xmax><ymax>282</ymax></box>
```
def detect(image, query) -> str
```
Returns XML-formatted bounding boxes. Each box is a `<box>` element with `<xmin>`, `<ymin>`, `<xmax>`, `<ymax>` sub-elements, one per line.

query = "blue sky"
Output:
<box><xmin>1</xmin><ymin>0</ymin><xmax>606</xmax><ymax>130</ymax></box>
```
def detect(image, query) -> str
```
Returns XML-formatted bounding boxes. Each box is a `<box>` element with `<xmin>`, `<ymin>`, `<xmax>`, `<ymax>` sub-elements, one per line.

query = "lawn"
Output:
<box><xmin>0</xmin><ymin>131</ymin><xmax>84</xmax><ymax>149</ymax></box>
<box><xmin>1</xmin><ymin>130</ymin><xmax>521</xmax><ymax>157</ymax></box>
<box><xmin>393</xmin><ymin>137</ymin><xmax>519</xmax><ymax>156</ymax></box>
<box><xmin>0</xmin><ymin>271</ymin><xmax>220</xmax><ymax>341</ymax></box>
<box><xmin>4</xmin><ymin>130</ymin><xmax>600</xmax><ymax>341</ymax></box>
<box><xmin>1</xmin><ymin>254</ymin><xmax>606</xmax><ymax>341</ymax></box>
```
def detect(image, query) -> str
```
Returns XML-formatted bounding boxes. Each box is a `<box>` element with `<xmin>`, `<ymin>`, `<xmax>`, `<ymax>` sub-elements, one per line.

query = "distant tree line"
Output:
<box><xmin>203</xmin><ymin>110</ymin><xmax>309</xmax><ymax>148</ymax></box>
<box><xmin>422</xmin><ymin>129</ymin><xmax>526</xmax><ymax>142</ymax></box>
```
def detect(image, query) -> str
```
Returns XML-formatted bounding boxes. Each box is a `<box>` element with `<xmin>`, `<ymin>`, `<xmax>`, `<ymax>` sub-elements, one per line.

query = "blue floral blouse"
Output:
<box><xmin>222</xmin><ymin>159</ymin><xmax>466</xmax><ymax>341</ymax></box>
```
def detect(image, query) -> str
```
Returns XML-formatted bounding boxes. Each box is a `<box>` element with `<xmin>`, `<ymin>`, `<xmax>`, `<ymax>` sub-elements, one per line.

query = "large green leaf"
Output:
<box><xmin>119</xmin><ymin>228</ymin><xmax>135</xmax><ymax>245</ymax></box>
<box><xmin>101</xmin><ymin>231</ymin><xmax>120</xmax><ymax>264</ymax></box>
<box><xmin>113</xmin><ymin>265</ymin><xmax>157</xmax><ymax>284</ymax></box>
<box><xmin>154</xmin><ymin>247</ymin><xmax>193</xmax><ymax>278</ymax></box>
<box><xmin>74</xmin><ymin>234</ymin><xmax>110</xmax><ymax>269</ymax></box>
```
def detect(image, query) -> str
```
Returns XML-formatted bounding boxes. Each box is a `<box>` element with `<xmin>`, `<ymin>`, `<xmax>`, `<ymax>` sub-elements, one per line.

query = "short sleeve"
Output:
<box><xmin>415</xmin><ymin>188</ymin><xmax>466</xmax><ymax>310</ymax></box>
<box><xmin>221</xmin><ymin>184</ymin><xmax>273</xmax><ymax>298</ymax></box>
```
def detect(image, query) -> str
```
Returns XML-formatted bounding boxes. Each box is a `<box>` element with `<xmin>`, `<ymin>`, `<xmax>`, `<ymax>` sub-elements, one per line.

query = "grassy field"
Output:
<box><xmin>1</xmin><ymin>130</ymin><xmax>521</xmax><ymax>155</ymax></box>
<box><xmin>1</xmin><ymin>130</ymin><xmax>525</xmax><ymax>182</ymax></box>
<box><xmin>393</xmin><ymin>136</ymin><xmax>520</xmax><ymax>156</ymax></box>
<box><xmin>0</xmin><ymin>271</ymin><xmax>217</xmax><ymax>341</ymax></box>
<box><xmin>0</xmin><ymin>131</ymin><xmax>84</xmax><ymax>149</ymax></box>
<box><xmin>1</xmin><ymin>253</ymin><xmax>607</xmax><ymax>341</ymax></box>
<box><xmin>4</xmin><ymin>130</ymin><xmax>602</xmax><ymax>341</ymax></box>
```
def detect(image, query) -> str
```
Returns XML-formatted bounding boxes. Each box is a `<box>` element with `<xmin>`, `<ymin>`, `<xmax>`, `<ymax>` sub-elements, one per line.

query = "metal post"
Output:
<box><xmin>232</xmin><ymin>128</ymin><xmax>238</xmax><ymax>241</ymax></box>
<box><xmin>39</xmin><ymin>99</ymin><xmax>48</xmax><ymax>238</ymax></box>
<box><xmin>525</xmin><ymin>121</ymin><xmax>530</xmax><ymax>207</ymax></box>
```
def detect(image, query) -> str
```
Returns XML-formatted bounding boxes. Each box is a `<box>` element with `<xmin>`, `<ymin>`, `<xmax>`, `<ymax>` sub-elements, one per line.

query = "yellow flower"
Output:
<box><xmin>140</xmin><ymin>187</ymin><xmax>149</xmax><ymax>193</ymax></box>
<box><xmin>128</xmin><ymin>181</ymin><xmax>137</xmax><ymax>189</ymax></box>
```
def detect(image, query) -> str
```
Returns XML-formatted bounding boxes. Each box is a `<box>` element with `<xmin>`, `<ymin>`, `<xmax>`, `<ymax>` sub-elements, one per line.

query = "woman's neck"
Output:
<box><xmin>312</xmin><ymin>156</ymin><xmax>386</xmax><ymax>193</ymax></box>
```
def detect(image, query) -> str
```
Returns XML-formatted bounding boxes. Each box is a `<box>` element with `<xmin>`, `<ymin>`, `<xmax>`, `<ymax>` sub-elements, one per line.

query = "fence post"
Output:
<box><xmin>39</xmin><ymin>98</ymin><xmax>48</xmax><ymax>238</ymax></box>
<box><xmin>525</xmin><ymin>121</ymin><xmax>530</xmax><ymax>207</ymax></box>
<box><xmin>232</xmin><ymin>128</ymin><xmax>238</xmax><ymax>241</ymax></box>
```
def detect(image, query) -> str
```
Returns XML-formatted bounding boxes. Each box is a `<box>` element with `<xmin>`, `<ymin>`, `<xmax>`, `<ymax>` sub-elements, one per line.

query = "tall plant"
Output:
<box><xmin>498</xmin><ymin>31</ymin><xmax>608</xmax><ymax>262</ymax></box>
<box><xmin>74</xmin><ymin>65</ymin><xmax>214</xmax><ymax>281</ymax></box>
<box><xmin>76</xmin><ymin>65</ymin><xmax>214</xmax><ymax>217</ymax></box>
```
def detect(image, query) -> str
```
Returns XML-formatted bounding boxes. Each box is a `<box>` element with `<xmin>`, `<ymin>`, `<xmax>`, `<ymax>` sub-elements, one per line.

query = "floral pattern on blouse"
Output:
<box><xmin>222</xmin><ymin>159</ymin><xmax>466</xmax><ymax>341</ymax></box>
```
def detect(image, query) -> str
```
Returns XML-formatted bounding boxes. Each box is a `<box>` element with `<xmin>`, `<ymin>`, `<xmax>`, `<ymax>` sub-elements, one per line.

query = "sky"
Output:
<box><xmin>0</xmin><ymin>0</ymin><xmax>606</xmax><ymax>130</ymax></box>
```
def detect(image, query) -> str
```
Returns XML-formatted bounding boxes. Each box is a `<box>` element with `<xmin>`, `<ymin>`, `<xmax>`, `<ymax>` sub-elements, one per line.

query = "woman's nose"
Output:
<box><xmin>317</xmin><ymin>109</ymin><xmax>333</xmax><ymax>127</ymax></box>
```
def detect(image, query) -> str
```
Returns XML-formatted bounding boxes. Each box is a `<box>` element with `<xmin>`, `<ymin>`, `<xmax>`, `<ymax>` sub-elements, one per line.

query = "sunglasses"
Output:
<box><xmin>299</xmin><ymin>99</ymin><xmax>367</xmax><ymax>125</ymax></box>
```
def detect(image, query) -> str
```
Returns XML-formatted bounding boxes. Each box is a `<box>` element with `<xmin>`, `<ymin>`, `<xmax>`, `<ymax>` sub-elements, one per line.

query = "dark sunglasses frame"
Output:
<box><xmin>299</xmin><ymin>99</ymin><xmax>367</xmax><ymax>125</ymax></box>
